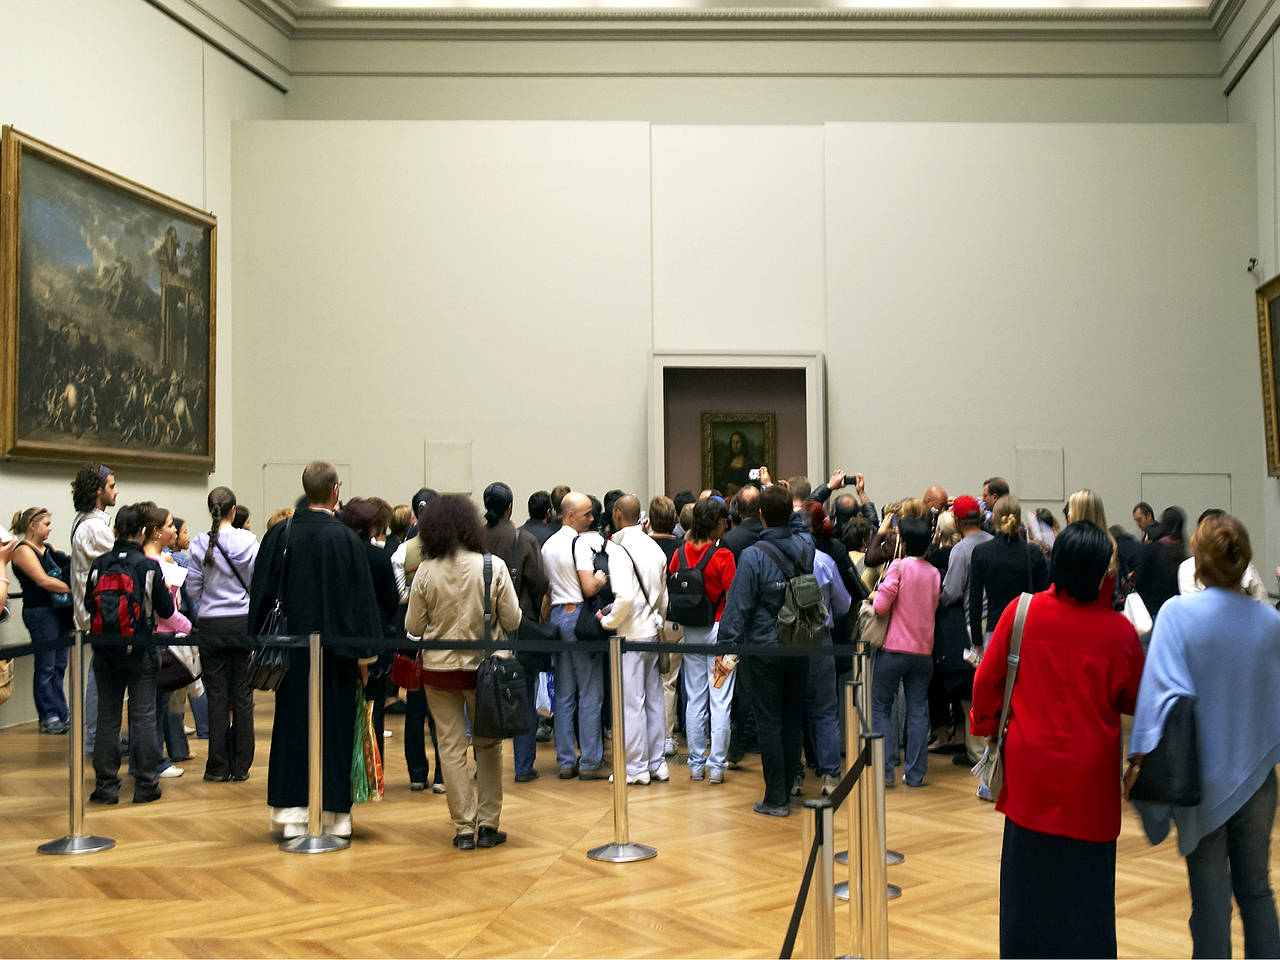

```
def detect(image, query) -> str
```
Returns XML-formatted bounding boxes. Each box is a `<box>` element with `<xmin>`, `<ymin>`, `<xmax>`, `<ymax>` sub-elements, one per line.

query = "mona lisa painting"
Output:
<box><xmin>701</xmin><ymin>411</ymin><xmax>777</xmax><ymax>496</ymax></box>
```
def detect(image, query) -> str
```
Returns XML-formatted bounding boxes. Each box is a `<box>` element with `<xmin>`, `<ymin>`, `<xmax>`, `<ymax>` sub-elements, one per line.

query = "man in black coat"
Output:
<box><xmin>249</xmin><ymin>460</ymin><xmax>382</xmax><ymax>841</ymax></box>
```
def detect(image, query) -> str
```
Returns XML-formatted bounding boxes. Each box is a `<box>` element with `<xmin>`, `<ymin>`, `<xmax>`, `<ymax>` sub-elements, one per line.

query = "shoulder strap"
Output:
<box><xmin>615</xmin><ymin>540</ymin><xmax>655</xmax><ymax>617</ymax></box>
<box><xmin>755</xmin><ymin>541</ymin><xmax>795</xmax><ymax>580</ymax></box>
<box><xmin>214</xmin><ymin>538</ymin><xmax>250</xmax><ymax>594</ymax></box>
<box><xmin>482</xmin><ymin>553</ymin><xmax>493</xmax><ymax>646</ymax></box>
<box><xmin>692</xmin><ymin>543</ymin><xmax>719</xmax><ymax>573</ymax></box>
<box><xmin>269</xmin><ymin>517</ymin><xmax>294</xmax><ymax>617</ymax></box>
<box><xmin>995</xmin><ymin>592</ymin><xmax>1032</xmax><ymax>751</ymax></box>
<box><xmin>677</xmin><ymin>543</ymin><xmax>690</xmax><ymax>572</ymax></box>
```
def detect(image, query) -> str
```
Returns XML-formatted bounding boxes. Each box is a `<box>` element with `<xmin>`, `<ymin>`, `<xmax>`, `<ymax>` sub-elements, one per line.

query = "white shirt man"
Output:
<box><xmin>599</xmin><ymin>496</ymin><xmax>670</xmax><ymax>784</ymax></box>
<box><xmin>539</xmin><ymin>492</ymin><xmax>609</xmax><ymax>779</ymax></box>
<box><xmin>69</xmin><ymin>465</ymin><xmax>118</xmax><ymax>756</ymax></box>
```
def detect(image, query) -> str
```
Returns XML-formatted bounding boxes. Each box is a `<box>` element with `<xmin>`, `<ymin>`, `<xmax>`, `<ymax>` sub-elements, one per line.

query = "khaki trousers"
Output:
<box><xmin>661</xmin><ymin>652</ymin><xmax>682</xmax><ymax>741</ymax></box>
<box><xmin>425</xmin><ymin>686</ymin><xmax>503</xmax><ymax>835</ymax></box>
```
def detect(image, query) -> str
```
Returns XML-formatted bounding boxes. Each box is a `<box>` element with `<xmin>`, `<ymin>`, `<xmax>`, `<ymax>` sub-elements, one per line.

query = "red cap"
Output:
<box><xmin>952</xmin><ymin>495</ymin><xmax>983</xmax><ymax>523</ymax></box>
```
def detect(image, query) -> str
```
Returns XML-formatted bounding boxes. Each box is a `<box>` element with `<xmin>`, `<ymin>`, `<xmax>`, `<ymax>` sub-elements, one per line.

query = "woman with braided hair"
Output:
<box><xmin>187</xmin><ymin>486</ymin><xmax>259</xmax><ymax>782</ymax></box>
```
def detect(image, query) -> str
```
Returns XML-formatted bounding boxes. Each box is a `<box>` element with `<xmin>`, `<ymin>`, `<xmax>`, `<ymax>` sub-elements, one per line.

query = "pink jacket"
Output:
<box><xmin>872</xmin><ymin>557</ymin><xmax>940</xmax><ymax>655</ymax></box>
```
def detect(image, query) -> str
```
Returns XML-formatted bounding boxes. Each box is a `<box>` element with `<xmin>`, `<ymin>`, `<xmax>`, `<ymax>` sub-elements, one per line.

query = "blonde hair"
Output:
<box><xmin>266</xmin><ymin>507</ymin><xmax>294</xmax><ymax>531</ymax></box>
<box><xmin>1066</xmin><ymin>489</ymin><xmax>1107</xmax><ymax>528</ymax></box>
<box><xmin>934</xmin><ymin>510</ymin><xmax>961</xmax><ymax>548</ymax></box>
<box><xmin>993</xmin><ymin>495</ymin><xmax>1022</xmax><ymax>538</ymax></box>
<box><xmin>10</xmin><ymin>507</ymin><xmax>50</xmax><ymax>537</ymax></box>
<box><xmin>1066</xmin><ymin>489</ymin><xmax>1117</xmax><ymax>576</ymax></box>
<box><xmin>899</xmin><ymin>498</ymin><xmax>927</xmax><ymax>519</ymax></box>
<box><xmin>390</xmin><ymin>504</ymin><xmax>413</xmax><ymax>541</ymax></box>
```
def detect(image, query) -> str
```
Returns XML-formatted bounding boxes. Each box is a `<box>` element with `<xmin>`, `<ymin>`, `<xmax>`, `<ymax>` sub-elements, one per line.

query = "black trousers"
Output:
<box><xmin>404</xmin><ymin>686</ymin><xmax>443</xmax><ymax>785</ymax></box>
<box><xmin>748</xmin><ymin>653</ymin><xmax>808</xmax><ymax>807</ymax></box>
<box><xmin>198</xmin><ymin>615</ymin><xmax>255</xmax><ymax>780</ymax></box>
<box><xmin>92</xmin><ymin>648</ymin><xmax>160</xmax><ymax>801</ymax></box>
<box><xmin>1000</xmin><ymin>818</ymin><xmax>1117</xmax><ymax>959</ymax></box>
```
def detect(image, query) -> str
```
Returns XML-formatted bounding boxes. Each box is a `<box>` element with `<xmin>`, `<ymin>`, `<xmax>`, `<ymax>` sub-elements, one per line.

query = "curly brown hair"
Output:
<box><xmin>420</xmin><ymin>494</ymin><xmax>485</xmax><ymax>559</ymax></box>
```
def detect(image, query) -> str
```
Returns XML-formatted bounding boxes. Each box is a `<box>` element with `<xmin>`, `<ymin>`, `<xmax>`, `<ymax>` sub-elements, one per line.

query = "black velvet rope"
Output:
<box><xmin>0</xmin><ymin>631</ymin><xmax>869</xmax><ymax>658</ymax></box>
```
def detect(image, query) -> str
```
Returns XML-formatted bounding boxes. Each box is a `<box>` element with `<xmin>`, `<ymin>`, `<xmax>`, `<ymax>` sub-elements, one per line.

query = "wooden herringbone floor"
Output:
<box><xmin>0</xmin><ymin>699</ymin><xmax>1273</xmax><ymax>958</ymax></box>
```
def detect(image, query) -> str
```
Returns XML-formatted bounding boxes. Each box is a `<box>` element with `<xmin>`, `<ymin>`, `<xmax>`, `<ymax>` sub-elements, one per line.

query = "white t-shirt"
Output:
<box><xmin>1176</xmin><ymin>555</ymin><xmax>1270</xmax><ymax>603</ymax></box>
<box><xmin>542</xmin><ymin>525</ymin><xmax>605</xmax><ymax>606</ymax></box>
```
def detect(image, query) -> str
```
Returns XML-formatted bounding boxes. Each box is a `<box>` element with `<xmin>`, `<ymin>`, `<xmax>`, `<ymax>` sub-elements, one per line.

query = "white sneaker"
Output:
<box><xmin>821</xmin><ymin>775</ymin><xmax>839</xmax><ymax>796</ymax></box>
<box><xmin>709</xmin><ymin>768</ymin><xmax>725</xmax><ymax>784</ymax></box>
<box><xmin>159</xmin><ymin>766</ymin><xmax>184</xmax><ymax>779</ymax></box>
<box><xmin>664</xmin><ymin>738</ymin><xmax>677</xmax><ymax>756</ymax></box>
<box><xmin>608</xmin><ymin>771</ymin><xmax>651</xmax><ymax>785</ymax></box>
<box><xmin>183</xmin><ymin>725</ymin><xmax>196</xmax><ymax>736</ymax></box>
<box><xmin>651</xmin><ymin>761</ymin><xmax>670</xmax><ymax>782</ymax></box>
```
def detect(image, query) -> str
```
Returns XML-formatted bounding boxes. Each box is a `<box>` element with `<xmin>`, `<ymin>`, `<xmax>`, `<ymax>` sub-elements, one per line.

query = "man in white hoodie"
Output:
<box><xmin>599</xmin><ymin>494</ymin><xmax>669</xmax><ymax>785</ymax></box>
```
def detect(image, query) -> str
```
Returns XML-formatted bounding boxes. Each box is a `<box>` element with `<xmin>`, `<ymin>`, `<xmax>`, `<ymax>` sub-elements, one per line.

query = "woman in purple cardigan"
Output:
<box><xmin>870</xmin><ymin>515</ymin><xmax>941</xmax><ymax>788</ymax></box>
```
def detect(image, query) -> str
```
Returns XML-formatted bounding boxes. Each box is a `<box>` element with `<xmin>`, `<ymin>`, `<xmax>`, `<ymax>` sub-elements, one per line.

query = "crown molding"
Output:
<box><xmin>145</xmin><ymin>0</ymin><xmax>292</xmax><ymax>88</ymax></box>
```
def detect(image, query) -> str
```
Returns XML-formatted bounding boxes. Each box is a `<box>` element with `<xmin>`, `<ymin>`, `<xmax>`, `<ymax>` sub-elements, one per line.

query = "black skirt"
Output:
<box><xmin>1000</xmin><ymin>818</ymin><xmax>1117</xmax><ymax>959</ymax></box>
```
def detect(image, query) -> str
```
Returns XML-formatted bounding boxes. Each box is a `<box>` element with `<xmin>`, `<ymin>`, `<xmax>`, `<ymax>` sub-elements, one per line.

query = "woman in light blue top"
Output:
<box><xmin>1126</xmin><ymin>513</ymin><xmax>1280</xmax><ymax>959</ymax></box>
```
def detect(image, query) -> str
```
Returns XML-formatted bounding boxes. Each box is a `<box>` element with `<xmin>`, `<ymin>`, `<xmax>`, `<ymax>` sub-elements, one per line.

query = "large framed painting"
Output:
<box><xmin>1257</xmin><ymin>272</ymin><xmax>1280</xmax><ymax>477</ymax></box>
<box><xmin>701</xmin><ymin>411</ymin><xmax>777</xmax><ymax>496</ymax></box>
<box><xmin>0</xmin><ymin>126</ymin><xmax>216</xmax><ymax>472</ymax></box>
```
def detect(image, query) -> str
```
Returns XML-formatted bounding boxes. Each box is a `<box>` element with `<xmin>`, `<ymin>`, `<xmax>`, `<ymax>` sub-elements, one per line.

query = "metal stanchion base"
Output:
<box><xmin>587</xmin><ymin>842</ymin><xmax>657</xmax><ymax>863</ymax></box>
<box><xmin>38</xmin><ymin>835</ymin><xmax>115</xmax><ymax>856</ymax></box>
<box><xmin>280</xmin><ymin>834</ymin><xmax>350</xmax><ymax>854</ymax></box>
<box><xmin>887</xmin><ymin>849</ymin><xmax>904</xmax><ymax>865</ymax></box>
<box><xmin>836</xmin><ymin>850</ymin><xmax>849</xmax><ymax>865</ymax></box>
<box><xmin>887</xmin><ymin>883</ymin><xmax>902</xmax><ymax>900</ymax></box>
<box><xmin>835</xmin><ymin>880</ymin><xmax>850</xmax><ymax>901</ymax></box>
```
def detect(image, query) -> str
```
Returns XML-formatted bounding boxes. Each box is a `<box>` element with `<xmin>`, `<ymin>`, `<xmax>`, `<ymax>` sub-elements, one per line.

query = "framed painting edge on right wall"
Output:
<box><xmin>1256</xmin><ymin>272</ymin><xmax>1280</xmax><ymax>477</ymax></box>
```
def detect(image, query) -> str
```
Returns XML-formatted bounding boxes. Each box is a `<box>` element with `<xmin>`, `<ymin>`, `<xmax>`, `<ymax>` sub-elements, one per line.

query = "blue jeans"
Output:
<box><xmin>1186</xmin><ymin>768</ymin><xmax>1280</xmax><ymax>959</ymax></box>
<box><xmin>803</xmin><ymin>651</ymin><xmax>841</xmax><ymax>778</ymax></box>
<box><xmin>23</xmin><ymin>607</ymin><xmax>69</xmax><ymax>724</ymax></box>
<box><xmin>189</xmin><ymin>690</ymin><xmax>209</xmax><ymax>739</ymax></box>
<box><xmin>551</xmin><ymin>605</ymin><xmax>604</xmax><ymax>771</ymax></box>
<box><xmin>682</xmin><ymin>623</ymin><xmax>734</xmax><ymax>774</ymax></box>
<box><xmin>511</xmin><ymin>662</ymin><xmax>541</xmax><ymax>776</ymax></box>
<box><xmin>871</xmin><ymin>650</ymin><xmax>932</xmax><ymax>786</ymax></box>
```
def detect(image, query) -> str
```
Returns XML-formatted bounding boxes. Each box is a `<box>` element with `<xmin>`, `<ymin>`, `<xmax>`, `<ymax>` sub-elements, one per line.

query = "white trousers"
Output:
<box><xmin>621</xmin><ymin>636</ymin><xmax>666</xmax><ymax>778</ymax></box>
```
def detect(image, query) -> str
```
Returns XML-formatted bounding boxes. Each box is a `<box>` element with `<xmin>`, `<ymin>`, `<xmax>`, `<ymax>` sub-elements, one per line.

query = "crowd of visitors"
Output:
<box><xmin>3</xmin><ymin>458</ymin><xmax>1279</xmax><ymax>958</ymax></box>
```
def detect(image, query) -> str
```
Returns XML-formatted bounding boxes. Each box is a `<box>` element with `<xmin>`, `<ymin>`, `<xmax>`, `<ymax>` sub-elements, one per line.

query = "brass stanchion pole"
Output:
<box><xmin>859</xmin><ymin>647</ymin><xmax>905</xmax><ymax>878</ymax></box>
<box><xmin>282</xmin><ymin>633</ymin><xmax>348</xmax><ymax>853</ymax></box>
<box><xmin>803</xmin><ymin>798</ymin><xmax>836</xmax><ymax>959</ymax></box>
<box><xmin>588</xmin><ymin>635</ymin><xmax>656</xmax><ymax>863</ymax></box>
<box><xmin>834</xmin><ymin>681</ymin><xmax>864</xmax><ymax>957</ymax></box>
<box><xmin>865</xmin><ymin>735</ymin><xmax>890</xmax><ymax>959</ymax></box>
<box><xmin>40</xmin><ymin>631</ymin><xmax>113</xmax><ymax>855</ymax></box>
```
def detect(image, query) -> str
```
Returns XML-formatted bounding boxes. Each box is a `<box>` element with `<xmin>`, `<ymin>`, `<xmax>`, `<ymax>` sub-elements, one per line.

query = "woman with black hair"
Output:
<box><xmin>1135</xmin><ymin>505</ymin><xmax>1188</xmax><ymax>619</ymax></box>
<box><xmin>187</xmin><ymin>486</ymin><xmax>259</xmax><ymax>782</ymax></box>
<box><xmin>971</xmin><ymin>521</ymin><xmax>1145</xmax><ymax>959</ymax></box>
<box><xmin>404</xmin><ymin>495</ymin><xmax>522</xmax><ymax>850</ymax></box>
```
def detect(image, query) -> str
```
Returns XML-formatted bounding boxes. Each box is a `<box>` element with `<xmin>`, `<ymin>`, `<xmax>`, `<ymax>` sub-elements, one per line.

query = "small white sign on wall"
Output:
<box><xmin>1015</xmin><ymin>446</ymin><xmax>1065</xmax><ymax>503</ymax></box>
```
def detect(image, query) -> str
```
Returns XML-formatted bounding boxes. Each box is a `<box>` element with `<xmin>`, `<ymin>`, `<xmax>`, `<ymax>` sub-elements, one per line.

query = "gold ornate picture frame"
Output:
<box><xmin>1257</xmin><ymin>272</ymin><xmax>1280</xmax><ymax>477</ymax></box>
<box><xmin>0</xmin><ymin>126</ymin><xmax>216</xmax><ymax>472</ymax></box>
<box><xmin>701</xmin><ymin>411</ymin><xmax>777</xmax><ymax>496</ymax></box>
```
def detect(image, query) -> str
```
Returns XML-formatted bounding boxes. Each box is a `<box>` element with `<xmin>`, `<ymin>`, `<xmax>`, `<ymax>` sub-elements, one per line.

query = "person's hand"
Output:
<box><xmin>854</xmin><ymin>473</ymin><xmax>867</xmax><ymax>500</ymax></box>
<box><xmin>759</xmin><ymin>466</ymin><xmax>772</xmax><ymax>486</ymax></box>
<box><xmin>593</xmin><ymin>570</ymin><xmax>607</xmax><ymax>585</ymax></box>
<box><xmin>878</xmin><ymin>514</ymin><xmax>893</xmax><ymax>535</ymax></box>
<box><xmin>829</xmin><ymin>469</ymin><xmax>847</xmax><ymax>490</ymax></box>
<box><xmin>1123</xmin><ymin>758</ymin><xmax>1143</xmax><ymax>800</ymax></box>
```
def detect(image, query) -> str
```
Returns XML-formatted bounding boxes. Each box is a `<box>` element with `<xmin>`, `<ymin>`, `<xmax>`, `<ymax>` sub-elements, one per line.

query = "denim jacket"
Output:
<box><xmin>717</xmin><ymin>520</ymin><xmax>813</xmax><ymax>647</ymax></box>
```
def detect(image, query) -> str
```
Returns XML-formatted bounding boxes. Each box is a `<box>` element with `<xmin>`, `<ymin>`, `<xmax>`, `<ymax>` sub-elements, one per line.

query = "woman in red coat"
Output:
<box><xmin>970</xmin><ymin>521</ymin><xmax>1145</xmax><ymax>959</ymax></box>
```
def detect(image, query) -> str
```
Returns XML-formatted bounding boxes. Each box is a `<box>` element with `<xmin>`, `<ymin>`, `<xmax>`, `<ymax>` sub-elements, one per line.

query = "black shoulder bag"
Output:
<box><xmin>473</xmin><ymin>554</ymin><xmax>534</xmax><ymax>740</ymax></box>
<box><xmin>572</xmin><ymin>534</ymin><xmax>615</xmax><ymax>644</ymax></box>
<box><xmin>1129</xmin><ymin>696</ymin><xmax>1201</xmax><ymax>806</ymax></box>
<box><xmin>246</xmin><ymin>517</ymin><xmax>292</xmax><ymax>691</ymax></box>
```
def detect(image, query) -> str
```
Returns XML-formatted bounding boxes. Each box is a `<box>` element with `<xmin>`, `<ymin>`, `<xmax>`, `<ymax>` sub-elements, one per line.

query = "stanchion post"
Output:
<box><xmin>857</xmin><ymin>645</ymin><xmax>904</xmax><ymax>873</ymax></box>
<box><xmin>282</xmin><ymin>633</ymin><xmax>348</xmax><ymax>854</ymax></box>
<box><xmin>588</xmin><ymin>635</ymin><xmax>656</xmax><ymax>863</ymax></box>
<box><xmin>40</xmin><ymin>631</ymin><xmax>114</xmax><ymax>855</ymax></box>
<box><xmin>866</xmin><ymin>735</ymin><xmax>890</xmax><ymax>959</ymax></box>
<box><xmin>835</xmin><ymin>681</ymin><xmax>864</xmax><ymax>957</ymax></box>
<box><xmin>803</xmin><ymin>798</ymin><xmax>836</xmax><ymax>959</ymax></box>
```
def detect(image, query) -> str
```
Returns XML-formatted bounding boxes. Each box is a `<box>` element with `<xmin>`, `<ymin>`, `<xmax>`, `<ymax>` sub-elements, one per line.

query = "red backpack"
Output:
<box><xmin>86</xmin><ymin>550</ymin><xmax>151</xmax><ymax>636</ymax></box>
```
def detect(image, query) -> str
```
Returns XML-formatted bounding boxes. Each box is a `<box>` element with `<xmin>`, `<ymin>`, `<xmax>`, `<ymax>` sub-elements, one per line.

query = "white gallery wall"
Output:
<box><xmin>0</xmin><ymin>0</ymin><xmax>284</xmax><ymax>724</ymax></box>
<box><xmin>230</xmin><ymin>119</ymin><xmax>1261</xmax><ymax>561</ymax></box>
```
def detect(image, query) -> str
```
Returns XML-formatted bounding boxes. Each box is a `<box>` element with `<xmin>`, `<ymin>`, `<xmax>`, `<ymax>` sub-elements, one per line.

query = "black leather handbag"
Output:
<box><xmin>1130</xmin><ymin>695</ymin><xmax>1201</xmax><ymax>806</ymax></box>
<box><xmin>572</xmin><ymin>534</ymin><xmax>615</xmax><ymax>643</ymax></box>
<box><xmin>247</xmin><ymin>517</ymin><xmax>292</xmax><ymax>692</ymax></box>
<box><xmin>472</xmin><ymin>555</ymin><xmax>533</xmax><ymax>740</ymax></box>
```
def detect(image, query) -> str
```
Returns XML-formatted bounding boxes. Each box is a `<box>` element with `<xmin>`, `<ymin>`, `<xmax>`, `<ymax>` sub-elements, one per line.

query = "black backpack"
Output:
<box><xmin>86</xmin><ymin>549</ymin><xmax>152</xmax><ymax>637</ymax></box>
<box><xmin>667</xmin><ymin>544</ymin><xmax>721</xmax><ymax>627</ymax></box>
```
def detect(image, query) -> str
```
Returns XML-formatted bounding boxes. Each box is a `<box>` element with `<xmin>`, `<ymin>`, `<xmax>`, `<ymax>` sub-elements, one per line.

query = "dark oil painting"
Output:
<box><xmin>2</xmin><ymin>127</ymin><xmax>216</xmax><ymax>471</ymax></box>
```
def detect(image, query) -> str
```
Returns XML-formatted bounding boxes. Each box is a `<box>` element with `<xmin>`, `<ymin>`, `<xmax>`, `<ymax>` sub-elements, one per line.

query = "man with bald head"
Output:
<box><xmin>599</xmin><ymin>494</ymin><xmax>670</xmax><ymax>784</ymax></box>
<box><xmin>540</xmin><ymin>491</ymin><xmax>610</xmax><ymax>780</ymax></box>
